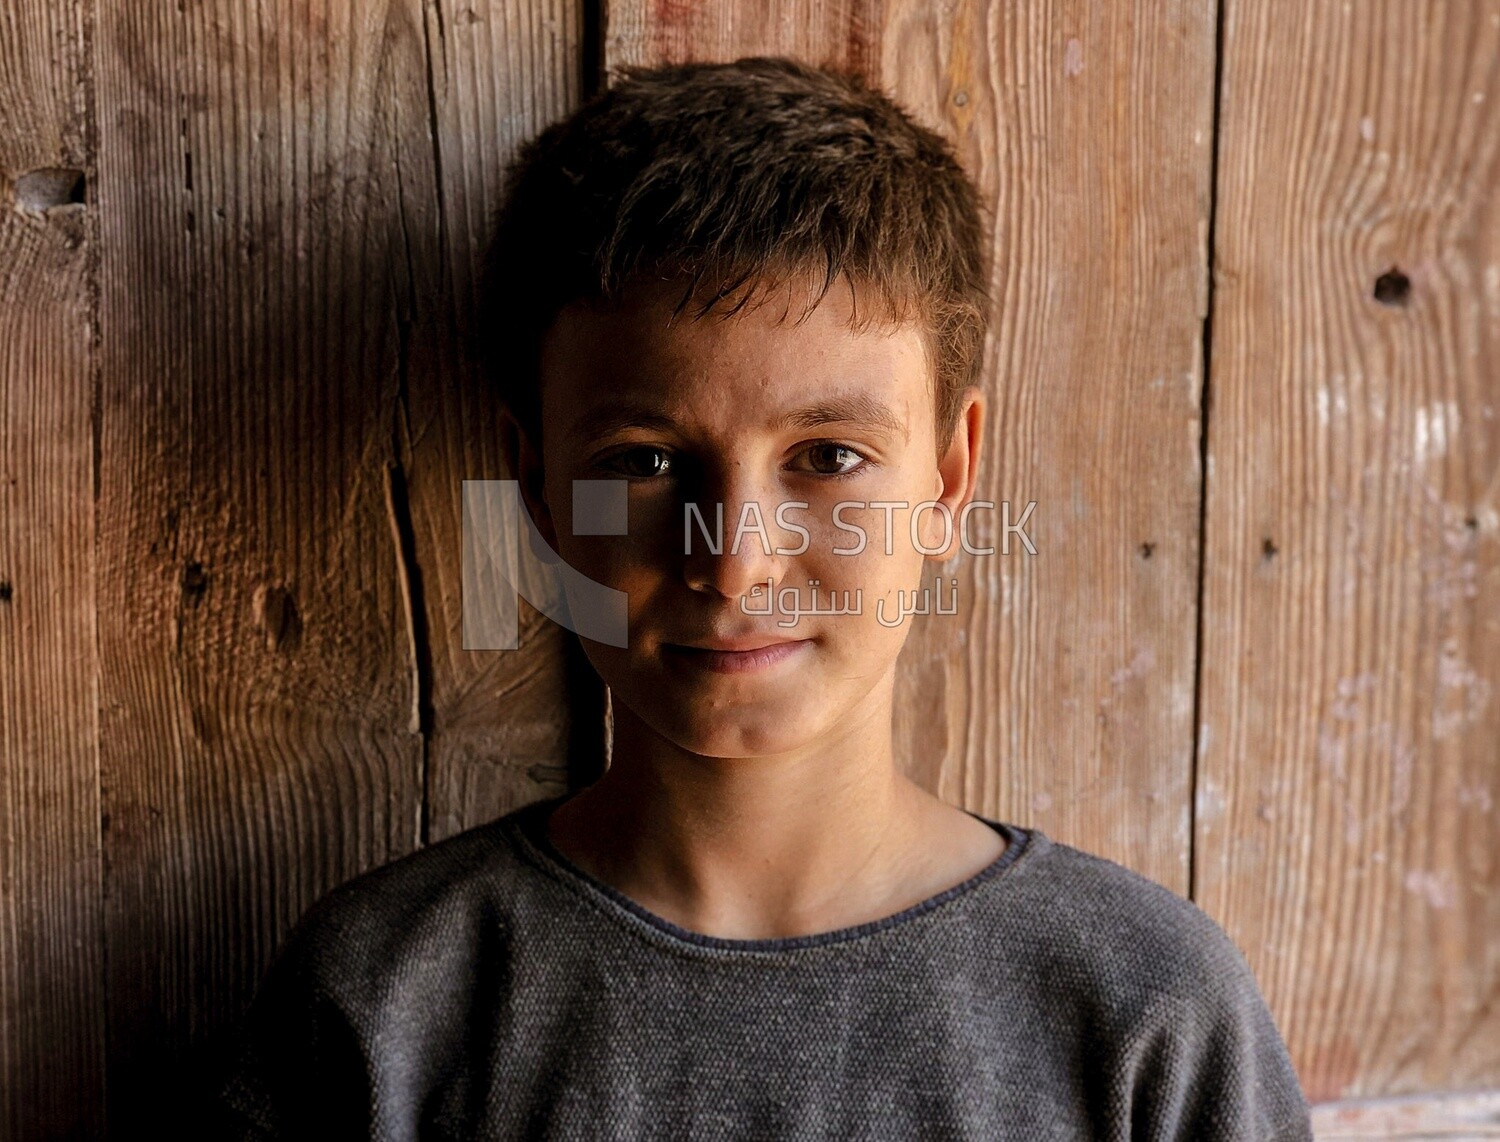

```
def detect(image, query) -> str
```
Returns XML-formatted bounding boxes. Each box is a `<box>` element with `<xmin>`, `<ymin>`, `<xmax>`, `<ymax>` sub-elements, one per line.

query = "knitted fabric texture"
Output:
<box><xmin>216</xmin><ymin>793</ymin><xmax>1314</xmax><ymax>1140</ymax></box>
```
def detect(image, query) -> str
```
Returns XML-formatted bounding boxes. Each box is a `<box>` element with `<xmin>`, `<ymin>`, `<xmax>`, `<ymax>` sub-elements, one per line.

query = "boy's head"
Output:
<box><xmin>480</xmin><ymin>57</ymin><xmax>994</xmax><ymax>759</ymax></box>
<box><xmin>479</xmin><ymin>55</ymin><xmax>992</xmax><ymax>460</ymax></box>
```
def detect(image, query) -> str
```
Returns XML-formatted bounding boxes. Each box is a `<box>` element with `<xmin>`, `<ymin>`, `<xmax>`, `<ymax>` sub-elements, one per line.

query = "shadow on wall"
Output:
<box><xmin>93</xmin><ymin>46</ymin><xmax>462</xmax><ymax>1134</ymax></box>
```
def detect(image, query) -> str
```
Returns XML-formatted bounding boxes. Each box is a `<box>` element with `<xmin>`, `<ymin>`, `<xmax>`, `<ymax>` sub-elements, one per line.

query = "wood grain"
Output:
<box><xmin>1312</xmin><ymin>1088</ymin><xmax>1500</xmax><ymax>1138</ymax></box>
<box><xmin>414</xmin><ymin>0</ymin><xmax>595</xmax><ymax>845</ymax></box>
<box><xmin>0</xmin><ymin>1</ymin><xmax>105</xmax><ymax>1134</ymax></box>
<box><xmin>1201</xmin><ymin>0</ymin><xmax>1499</xmax><ymax>1105</ymax></box>
<box><xmin>91</xmin><ymin>0</ymin><xmax>435</xmax><ymax>1129</ymax></box>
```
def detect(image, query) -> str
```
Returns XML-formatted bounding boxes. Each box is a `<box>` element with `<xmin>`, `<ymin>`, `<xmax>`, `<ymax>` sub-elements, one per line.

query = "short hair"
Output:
<box><xmin>476</xmin><ymin>56</ymin><xmax>993</xmax><ymax>457</ymax></box>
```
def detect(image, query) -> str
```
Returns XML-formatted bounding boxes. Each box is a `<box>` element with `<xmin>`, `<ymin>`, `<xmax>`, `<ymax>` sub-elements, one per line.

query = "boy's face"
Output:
<box><xmin>513</xmin><ymin>271</ymin><xmax>983</xmax><ymax>760</ymax></box>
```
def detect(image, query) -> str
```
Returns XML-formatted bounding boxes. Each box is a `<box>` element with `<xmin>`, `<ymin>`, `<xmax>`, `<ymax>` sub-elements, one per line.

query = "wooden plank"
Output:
<box><xmin>1202</xmin><ymin>0</ymin><xmax>1499</xmax><ymax>1104</ymax></box>
<box><xmin>1312</xmin><ymin>1089</ymin><xmax>1500</xmax><ymax>1139</ymax></box>
<box><xmin>415</xmin><ymin>0</ymin><xmax>596</xmax><ymax>844</ymax></box>
<box><xmin>91</xmin><ymin>1</ymin><xmax>439</xmax><ymax>1129</ymax></box>
<box><xmin>606</xmin><ymin>0</ymin><xmax>886</xmax><ymax>78</ymax></box>
<box><xmin>0</xmin><ymin>0</ymin><xmax>106</xmax><ymax>1134</ymax></box>
<box><xmin>603</xmin><ymin>2</ymin><xmax>1216</xmax><ymax>894</ymax></box>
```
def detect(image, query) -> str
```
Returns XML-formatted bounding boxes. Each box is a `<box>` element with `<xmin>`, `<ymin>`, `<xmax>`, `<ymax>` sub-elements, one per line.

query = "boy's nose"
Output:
<box><xmin>678</xmin><ymin>475</ymin><xmax>799</xmax><ymax>602</ymax></box>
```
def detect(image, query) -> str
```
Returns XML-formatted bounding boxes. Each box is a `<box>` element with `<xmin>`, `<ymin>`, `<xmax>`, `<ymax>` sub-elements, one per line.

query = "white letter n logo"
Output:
<box><xmin>461</xmin><ymin>479</ymin><xmax>629</xmax><ymax>650</ymax></box>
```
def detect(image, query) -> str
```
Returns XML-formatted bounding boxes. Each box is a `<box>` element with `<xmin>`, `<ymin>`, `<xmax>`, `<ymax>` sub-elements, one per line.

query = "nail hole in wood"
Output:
<box><xmin>182</xmin><ymin>561</ymin><xmax>209</xmax><ymax>602</ymax></box>
<box><xmin>1373</xmin><ymin>266</ymin><xmax>1411</xmax><ymax>306</ymax></box>
<box><xmin>14</xmin><ymin>168</ymin><xmax>86</xmax><ymax>211</ymax></box>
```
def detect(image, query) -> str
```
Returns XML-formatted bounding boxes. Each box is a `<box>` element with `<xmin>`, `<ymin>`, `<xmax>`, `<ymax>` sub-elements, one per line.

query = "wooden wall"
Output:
<box><xmin>1202</xmin><ymin>1</ymin><xmax>1498</xmax><ymax>1107</ymax></box>
<box><xmin>1</xmin><ymin>0</ymin><xmax>1493</xmax><ymax>1136</ymax></box>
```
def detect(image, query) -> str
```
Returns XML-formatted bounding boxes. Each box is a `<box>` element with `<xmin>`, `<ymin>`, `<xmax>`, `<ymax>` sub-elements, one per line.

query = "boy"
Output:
<box><xmin>217</xmin><ymin>57</ymin><xmax>1314</xmax><ymax>1140</ymax></box>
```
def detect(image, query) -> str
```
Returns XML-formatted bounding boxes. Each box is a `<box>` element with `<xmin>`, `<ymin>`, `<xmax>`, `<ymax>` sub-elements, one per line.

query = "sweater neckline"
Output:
<box><xmin>503</xmin><ymin>791</ymin><xmax>1036</xmax><ymax>955</ymax></box>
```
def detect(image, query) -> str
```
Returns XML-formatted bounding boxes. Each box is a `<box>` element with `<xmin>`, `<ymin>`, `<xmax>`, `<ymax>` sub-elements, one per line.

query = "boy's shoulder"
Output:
<box><xmin>264</xmin><ymin>799</ymin><xmax>550</xmax><ymax>992</ymax></box>
<box><xmin>1009</xmin><ymin>831</ymin><xmax>1311</xmax><ymax>1136</ymax></box>
<box><xmin>997</xmin><ymin>827</ymin><xmax>1276</xmax><ymax>1023</ymax></box>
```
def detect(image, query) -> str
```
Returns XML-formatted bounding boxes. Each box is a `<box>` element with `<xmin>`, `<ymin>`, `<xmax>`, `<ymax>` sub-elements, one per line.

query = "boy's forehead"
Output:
<box><xmin>538</xmin><ymin>273</ymin><xmax>933</xmax><ymax>436</ymax></box>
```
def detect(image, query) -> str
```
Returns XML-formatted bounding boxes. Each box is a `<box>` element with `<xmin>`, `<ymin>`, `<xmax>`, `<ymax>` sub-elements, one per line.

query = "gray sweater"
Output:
<box><xmin>216</xmin><ymin>793</ymin><xmax>1314</xmax><ymax>1140</ymax></box>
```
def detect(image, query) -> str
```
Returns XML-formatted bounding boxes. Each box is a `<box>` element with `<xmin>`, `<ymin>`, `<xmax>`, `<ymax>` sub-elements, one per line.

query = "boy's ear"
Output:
<box><xmin>924</xmin><ymin>386</ymin><xmax>985</xmax><ymax>561</ymax></box>
<box><xmin>498</xmin><ymin>408</ymin><xmax>559</xmax><ymax>554</ymax></box>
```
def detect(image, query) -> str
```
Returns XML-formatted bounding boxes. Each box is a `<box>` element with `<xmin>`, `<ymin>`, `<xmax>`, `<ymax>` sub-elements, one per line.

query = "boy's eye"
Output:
<box><xmin>596</xmin><ymin>442</ymin><xmax>870</xmax><ymax>480</ymax></box>
<box><xmin>600</xmin><ymin>446</ymin><xmax>673</xmax><ymax>479</ymax></box>
<box><xmin>795</xmin><ymin>442</ymin><xmax>869</xmax><ymax>477</ymax></box>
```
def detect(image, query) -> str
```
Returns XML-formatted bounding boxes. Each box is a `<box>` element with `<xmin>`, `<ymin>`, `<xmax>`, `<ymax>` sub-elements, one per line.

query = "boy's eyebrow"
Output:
<box><xmin>570</xmin><ymin>393</ymin><xmax>910</xmax><ymax>443</ymax></box>
<box><xmin>776</xmin><ymin>394</ymin><xmax>910</xmax><ymax>441</ymax></box>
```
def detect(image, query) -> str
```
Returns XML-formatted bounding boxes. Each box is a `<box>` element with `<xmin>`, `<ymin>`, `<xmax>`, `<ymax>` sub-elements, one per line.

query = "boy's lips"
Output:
<box><xmin>660</xmin><ymin>637</ymin><xmax>813</xmax><ymax>674</ymax></box>
<box><xmin>668</xmin><ymin>635</ymin><xmax>808</xmax><ymax>652</ymax></box>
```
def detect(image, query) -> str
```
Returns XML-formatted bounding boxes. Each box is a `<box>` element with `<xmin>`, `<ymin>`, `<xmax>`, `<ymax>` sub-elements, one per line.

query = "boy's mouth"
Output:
<box><xmin>671</xmin><ymin>634</ymin><xmax>807</xmax><ymax>652</ymax></box>
<box><xmin>661</xmin><ymin>638</ymin><xmax>813</xmax><ymax>674</ymax></box>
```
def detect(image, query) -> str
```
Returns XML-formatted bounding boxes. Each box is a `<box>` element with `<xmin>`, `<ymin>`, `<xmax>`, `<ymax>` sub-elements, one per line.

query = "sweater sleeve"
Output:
<box><xmin>1112</xmin><ymin>931</ymin><xmax>1314</xmax><ymax>1142</ymax></box>
<box><xmin>210</xmin><ymin>910</ymin><xmax>374</xmax><ymax>1142</ymax></box>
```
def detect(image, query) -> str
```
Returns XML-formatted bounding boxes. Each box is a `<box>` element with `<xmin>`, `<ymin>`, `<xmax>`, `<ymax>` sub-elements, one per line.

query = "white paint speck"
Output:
<box><xmin>1414</xmin><ymin>401</ymin><xmax>1460</xmax><ymax>463</ymax></box>
<box><xmin>1433</xmin><ymin>637</ymin><xmax>1493</xmax><ymax>738</ymax></box>
<box><xmin>1458</xmin><ymin>783</ymin><xmax>1494</xmax><ymax>813</ymax></box>
<box><xmin>1110</xmin><ymin>646</ymin><xmax>1156</xmax><ymax>688</ymax></box>
<box><xmin>1318</xmin><ymin>729</ymin><xmax>1348</xmax><ymax>784</ymax></box>
<box><xmin>1317</xmin><ymin>376</ymin><xmax>1353</xmax><ymax>426</ymax></box>
<box><xmin>1404</xmin><ymin>869</ymin><xmax>1456</xmax><ymax>909</ymax></box>
<box><xmin>1196</xmin><ymin>779</ymin><xmax>1226</xmax><ymax>822</ymax></box>
<box><xmin>1330</xmin><ymin>671</ymin><xmax>1379</xmax><ymax>721</ymax></box>
<box><xmin>1064</xmin><ymin>38</ymin><xmax>1084</xmax><ymax>77</ymax></box>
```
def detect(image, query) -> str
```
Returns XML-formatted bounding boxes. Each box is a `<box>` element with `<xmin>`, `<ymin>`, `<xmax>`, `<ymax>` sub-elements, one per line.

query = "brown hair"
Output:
<box><xmin>476</xmin><ymin>56</ymin><xmax>992</xmax><ymax>455</ymax></box>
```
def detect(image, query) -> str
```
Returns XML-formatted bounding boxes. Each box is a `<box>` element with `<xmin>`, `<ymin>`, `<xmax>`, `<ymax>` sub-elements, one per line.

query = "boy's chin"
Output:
<box><xmin>615</xmin><ymin>695</ymin><xmax>830</xmax><ymax>759</ymax></box>
<box><xmin>660</xmin><ymin>723</ymin><xmax>826</xmax><ymax>760</ymax></box>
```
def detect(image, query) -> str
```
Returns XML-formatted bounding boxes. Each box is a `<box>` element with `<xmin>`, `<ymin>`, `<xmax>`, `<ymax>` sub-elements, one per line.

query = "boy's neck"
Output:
<box><xmin>543</xmin><ymin>700</ymin><xmax>1006</xmax><ymax>941</ymax></box>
